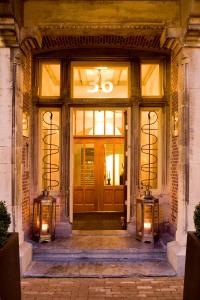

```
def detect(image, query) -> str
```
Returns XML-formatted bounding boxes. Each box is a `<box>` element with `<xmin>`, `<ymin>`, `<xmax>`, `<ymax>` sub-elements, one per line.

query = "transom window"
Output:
<box><xmin>39</xmin><ymin>61</ymin><xmax>61</xmax><ymax>97</ymax></box>
<box><xmin>73</xmin><ymin>109</ymin><xmax>124</xmax><ymax>136</ymax></box>
<box><xmin>37</xmin><ymin>60</ymin><xmax>164</xmax><ymax>100</ymax></box>
<box><xmin>72</xmin><ymin>62</ymin><xmax>129</xmax><ymax>98</ymax></box>
<box><xmin>141</xmin><ymin>63</ymin><xmax>163</xmax><ymax>97</ymax></box>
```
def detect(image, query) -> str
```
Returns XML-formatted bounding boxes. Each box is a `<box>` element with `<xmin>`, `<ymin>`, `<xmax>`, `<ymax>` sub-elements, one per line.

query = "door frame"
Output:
<box><xmin>69</xmin><ymin>107</ymin><xmax>131</xmax><ymax>224</ymax></box>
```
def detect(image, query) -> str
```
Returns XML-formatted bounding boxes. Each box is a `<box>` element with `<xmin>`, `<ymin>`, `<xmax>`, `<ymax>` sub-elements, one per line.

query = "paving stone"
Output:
<box><xmin>24</xmin><ymin>260</ymin><xmax>176</xmax><ymax>278</ymax></box>
<box><xmin>21</xmin><ymin>277</ymin><xmax>183</xmax><ymax>300</ymax></box>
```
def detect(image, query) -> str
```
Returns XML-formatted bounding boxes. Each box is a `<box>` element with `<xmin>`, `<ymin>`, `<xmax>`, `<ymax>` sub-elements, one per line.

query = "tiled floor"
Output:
<box><xmin>21</xmin><ymin>277</ymin><xmax>184</xmax><ymax>300</ymax></box>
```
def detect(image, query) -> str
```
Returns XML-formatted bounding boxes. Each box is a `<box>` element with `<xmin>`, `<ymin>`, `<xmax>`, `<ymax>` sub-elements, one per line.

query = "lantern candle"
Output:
<box><xmin>144</xmin><ymin>222</ymin><xmax>151</xmax><ymax>229</ymax></box>
<box><xmin>42</xmin><ymin>223</ymin><xmax>48</xmax><ymax>234</ymax></box>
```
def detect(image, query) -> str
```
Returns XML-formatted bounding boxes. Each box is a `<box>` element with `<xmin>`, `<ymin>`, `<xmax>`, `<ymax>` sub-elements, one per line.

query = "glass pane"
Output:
<box><xmin>76</xmin><ymin>110</ymin><xmax>84</xmax><ymax>135</ymax></box>
<box><xmin>141</xmin><ymin>64</ymin><xmax>161</xmax><ymax>96</ymax></box>
<box><xmin>95</xmin><ymin>111</ymin><xmax>104</xmax><ymax>135</ymax></box>
<box><xmin>74</xmin><ymin>144</ymin><xmax>83</xmax><ymax>185</ymax></box>
<box><xmin>40</xmin><ymin>63</ymin><xmax>60</xmax><ymax>97</ymax></box>
<box><xmin>115</xmin><ymin>144</ymin><xmax>124</xmax><ymax>186</ymax></box>
<box><xmin>85</xmin><ymin>111</ymin><xmax>94</xmax><ymax>135</ymax></box>
<box><xmin>115</xmin><ymin>111</ymin><xmax>123</xmax><ymax>135</ymax></box>
<box><xmin>72</xmin><ymin>62</ymin><xmax>129</xmax><ymax>98</ymax></box>
<box><xmin>144</xmin><ymin>204</ymin><xmax>153</xmax><ymax>234</ymax></box>
<box><xmin>85</xmin><ymin>144</ymin><xmax>95</xmax><ymax>186</ymax></box>
<box><xmin>104</xmin><ymin>144</ymin><xmax>113</xmax><ymax>186</ymax></box>
<box><xmin>140</xmin><ymin>110</ymin><xmax>159</xmax><ymax>189</ymax></box>
<box><xmin>40</xmin><ymin>110</ymin><xmax>60</xmax><ymax>191</ymax></box>
<box><xmin>105</xmin><ymin>111</ymin><xmax>114</xmax><ymax>135</ymax></box>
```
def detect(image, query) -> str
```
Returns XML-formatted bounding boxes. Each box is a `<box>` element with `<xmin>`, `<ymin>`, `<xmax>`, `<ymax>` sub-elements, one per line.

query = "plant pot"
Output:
<box><xmin>183</xmin><ymin>232</ymin><xmax>200</xmax><ymax>300</ymax></box>
<box><xmin>0</xmin><ymin>233</ymin><xmax>21</xmax><ymax>300</ymax></box>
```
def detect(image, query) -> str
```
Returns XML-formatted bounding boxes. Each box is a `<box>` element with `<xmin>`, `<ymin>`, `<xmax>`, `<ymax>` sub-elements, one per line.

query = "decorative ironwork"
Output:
<box><xmin>42</xmin><ymin>111</ymin><xmax>59</xmax><ymax>190</ymax></box>
<box><xmin>140</xmin><ymin>111</ymin><xmax>158</xmax><ymax>190</ymax></box>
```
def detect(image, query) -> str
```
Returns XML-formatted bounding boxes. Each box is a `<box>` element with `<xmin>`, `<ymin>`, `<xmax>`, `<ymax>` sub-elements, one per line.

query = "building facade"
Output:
<box><xmin>0</xmin><ymin>0</ymin><xmax>199</xmax><ymax>275</ymax></box>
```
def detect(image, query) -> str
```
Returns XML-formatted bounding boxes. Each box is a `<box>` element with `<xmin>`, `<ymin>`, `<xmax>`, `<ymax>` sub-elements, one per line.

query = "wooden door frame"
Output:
<box><xmin>69</xmin><ymin>107</ymin><xmax>131</xmax><ymax>224</ymax></box>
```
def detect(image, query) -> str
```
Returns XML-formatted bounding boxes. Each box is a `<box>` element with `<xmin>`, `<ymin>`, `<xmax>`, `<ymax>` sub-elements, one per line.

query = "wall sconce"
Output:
<box><xmin>136</xmin><ymin>189</ymin><xmax>159</xmax><ymax>243</ymax></box>
<box><xmin>33</xmin><ymin>190</ymin><xmax>56</xmax><ymax>242</ymax></box>
<box><xmin>172</xmin><ymin>111</ymin><xmax>178</xmax><ymax>137</ymax></box>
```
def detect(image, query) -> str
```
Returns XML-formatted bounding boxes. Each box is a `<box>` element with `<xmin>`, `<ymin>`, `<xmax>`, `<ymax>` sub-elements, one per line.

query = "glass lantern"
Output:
<box><xmin>33</xmin><ymin>190</ymin><xmax>56</xmax><ymax>242</ymax></box>
<box><xmin>136</xmin><ymin>190</ymin><xmax>159</xmax><ymax>243</ymax></box>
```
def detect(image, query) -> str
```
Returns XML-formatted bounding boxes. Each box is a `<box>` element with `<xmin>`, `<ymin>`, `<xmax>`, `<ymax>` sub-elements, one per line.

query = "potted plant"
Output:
<box><xmin>183</xmin><ymin>203</ymin><xmax>200</xmax><ymax>300</ymax></box>
<box><xmin>0</xmin><ymin>201</ymin><xmax>21</xmax><ymax>300</ymax></box>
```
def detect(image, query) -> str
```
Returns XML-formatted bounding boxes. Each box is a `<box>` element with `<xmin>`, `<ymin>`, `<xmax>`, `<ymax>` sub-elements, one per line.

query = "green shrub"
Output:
<box><xmin>194</xmin><ymin>203</ymin><xmax>200</xmax><ymax>238</ymax></box>
<box><xmin>0</xmin><ymin>201</ymin><xmax>11</xmax><ymax>247</ymax></box>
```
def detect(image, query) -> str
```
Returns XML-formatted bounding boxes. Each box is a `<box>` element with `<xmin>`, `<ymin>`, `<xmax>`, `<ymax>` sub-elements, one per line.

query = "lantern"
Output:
<box><xmin>136</xmin><ymin>190</ymin><xmax>159</xmax><ymax>243</ymax></box>
<box><xmin>33</xmin><ymin>190</ymin><xmax>56</xmax><ymax>242</ymax></box>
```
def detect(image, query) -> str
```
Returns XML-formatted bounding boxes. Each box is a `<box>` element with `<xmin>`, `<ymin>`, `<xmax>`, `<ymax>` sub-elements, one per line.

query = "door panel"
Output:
<box><xmin>73</xmin><ymin>141</ymin><xmax>96</xmax><ymax>212</ymax></box>
<box><xmin>73</xmin><ymin>138</ymin><xmax>125</xmax><ymax>212</ymax></box>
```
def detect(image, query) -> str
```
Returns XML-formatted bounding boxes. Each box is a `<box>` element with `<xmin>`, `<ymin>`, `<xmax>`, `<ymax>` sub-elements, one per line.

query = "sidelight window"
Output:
<box><xmin>140</xmin><ymin>108</ymin><xmax>161</xmax><ymax>190</ymax></box>
<box><xmin>39</xmin><ymin>108</ymin><xmax>60</xmax><ymax>191</ymax></box>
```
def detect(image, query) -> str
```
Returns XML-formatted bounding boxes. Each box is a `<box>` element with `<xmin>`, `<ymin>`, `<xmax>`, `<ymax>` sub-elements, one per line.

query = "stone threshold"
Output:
<box><xmin>24</xmin><ymin>260</ymin><xmax>176</xmax><ymax>278</ymax></box>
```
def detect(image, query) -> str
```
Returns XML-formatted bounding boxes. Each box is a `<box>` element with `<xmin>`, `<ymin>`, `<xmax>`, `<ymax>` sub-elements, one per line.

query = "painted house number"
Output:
<box><xmin>88</xmin><ymin>81</ymin><xmax>114</xmax><ymax>93</ymax></box>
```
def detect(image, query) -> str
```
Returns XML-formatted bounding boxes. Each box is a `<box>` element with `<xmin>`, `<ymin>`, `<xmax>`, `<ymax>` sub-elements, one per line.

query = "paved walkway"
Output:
<box><xmin>21</xmin><ymin>277</ymin><xmax>184</xmax><ymax>300</ymax></box>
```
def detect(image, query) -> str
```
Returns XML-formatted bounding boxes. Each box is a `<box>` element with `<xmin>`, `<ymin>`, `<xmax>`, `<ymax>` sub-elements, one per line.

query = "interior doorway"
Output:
<box><xmin>71</xmin><ymin>109</ymin><xmax>127</xmax><ymax>230</ymax></box>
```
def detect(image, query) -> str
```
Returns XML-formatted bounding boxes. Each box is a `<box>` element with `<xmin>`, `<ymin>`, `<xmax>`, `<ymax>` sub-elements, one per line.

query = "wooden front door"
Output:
<box><xmin>73</xmin><ymin>138</ymin><xmax>125</xmax><ymax>212</ymax></box>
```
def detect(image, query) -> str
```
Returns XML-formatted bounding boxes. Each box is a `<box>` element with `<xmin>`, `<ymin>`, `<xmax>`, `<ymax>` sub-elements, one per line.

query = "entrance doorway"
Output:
<box><xmin>72</xmin><ymin>109</ymin><xmax>127</xmax><ymax>229</ymax></box>
<box><xmin>73</xmin><ymin>137</ymin><xmax>124</xmax><ymax>212</ymax></box>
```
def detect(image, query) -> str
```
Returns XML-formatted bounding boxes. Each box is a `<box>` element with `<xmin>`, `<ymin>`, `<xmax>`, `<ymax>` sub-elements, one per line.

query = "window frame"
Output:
<box><xmin>33</xmin><ymin>52</ymin><xmax>168</xmax><ymax>199</ymax></box>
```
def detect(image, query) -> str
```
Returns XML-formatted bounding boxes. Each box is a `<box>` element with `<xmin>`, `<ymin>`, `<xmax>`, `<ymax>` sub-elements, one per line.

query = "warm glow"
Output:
<box><xmin>72</xmin><ymin>62</ymin><xmax>129</xmax><ymax>98</ymax></box>
<box><xmin>141</xmin><ymin>64</ymin><xmax>161</xmax><ymax>96</ymax></box>
<box><xmin>106</xmin><ymin>154</ymin><xmax>113</xmax><ymax>185</ymax></box>
<box><xmin>42</xmin><ymin>223</ymin><xmax>48</xmax><ymax>232</ymax></box>
<box><xmin>40</xmin><ymin>63</ymin><xmax>60</xmax><ymax>97</ymax></box>
<box><xmin>144</xmin><ymin>222</ymin><xmax>151</xmax><ymax>229</ymax></box>
<box><xmin>73</xmin><ymin>109</ymin><xmax>124</xmax><ymax>136</ymax></box>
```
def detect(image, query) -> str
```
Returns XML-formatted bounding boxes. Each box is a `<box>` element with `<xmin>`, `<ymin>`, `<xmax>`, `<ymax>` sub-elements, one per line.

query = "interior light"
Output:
<box><xmin>96</xmin><ymin>67</ymin><xmax>108</xmax><ymax>70</ymax></box>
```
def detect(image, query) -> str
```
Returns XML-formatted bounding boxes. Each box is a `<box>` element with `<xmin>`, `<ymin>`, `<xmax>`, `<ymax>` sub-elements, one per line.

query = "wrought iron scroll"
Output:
<box><xmin>140</xmin><ymin>111</ymin><xmax>158</xmax><ymax>190</ymax></box>
<box><xmin>42</xmin><ymin>111</ymin><xmax>59</xmax><ymax>190</ymax></box>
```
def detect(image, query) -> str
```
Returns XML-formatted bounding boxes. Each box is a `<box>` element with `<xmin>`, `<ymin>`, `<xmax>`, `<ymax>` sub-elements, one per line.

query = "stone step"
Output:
<box><xmin>33</xmin><ymin>248</ymin><xmax>166</xmax><ymax>262</ymax></box>
<box><xmin>24</xmin><ymin>260</ymin><xmax>176</xmax><ymax>278</ymax></box>
<box><xmin>32</xmin><ymin>234</ymin><xmax>167</xmax><ymax>263</ymax></box>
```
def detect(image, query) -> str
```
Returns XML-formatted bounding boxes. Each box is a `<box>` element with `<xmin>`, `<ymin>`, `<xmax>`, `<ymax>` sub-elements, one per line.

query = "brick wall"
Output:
<box><xmin>22</xmin><ymin>52</ymin><xmax>32</xmax><ymax>237</ymax></box>
<box><xmin>170</xmin><ymin>53</ymin><xmax>179</xmax><ymax>228</ymax></box>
